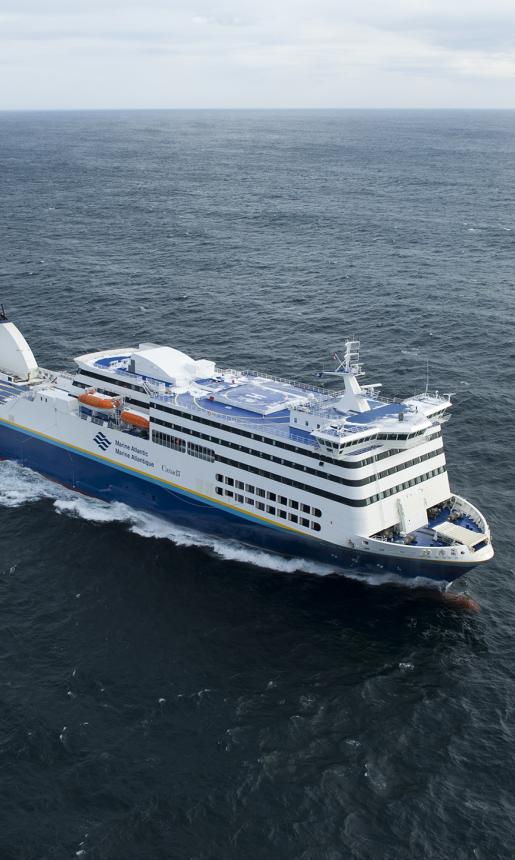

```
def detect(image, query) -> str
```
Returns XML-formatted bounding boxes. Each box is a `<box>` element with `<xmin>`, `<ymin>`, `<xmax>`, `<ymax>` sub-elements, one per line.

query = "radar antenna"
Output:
<box><xmin>321</xmin><ymin>338</ymin><xmax>365</xmax><ymax>379</ymax></box>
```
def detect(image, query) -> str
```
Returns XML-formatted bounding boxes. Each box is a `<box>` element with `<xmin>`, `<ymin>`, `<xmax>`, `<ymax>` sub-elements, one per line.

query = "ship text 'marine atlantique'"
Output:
<box><xmin>0</xmin><ymin>312</ymin><xmax>493</xmax><ymax>582</ymax></box>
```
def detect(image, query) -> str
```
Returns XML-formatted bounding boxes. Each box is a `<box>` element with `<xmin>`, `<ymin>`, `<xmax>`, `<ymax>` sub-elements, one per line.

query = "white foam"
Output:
<box><xmin>0</xmin><ymin>461</ymin><xmax>334</xmax><ymax>576</ymax></box>
<box><xmin>342</xmin><ymin>567</ymin><xmax>445</xmax><ymax>591</ymax></box>
<box><xmin>54</xmin><ymin>497</ymin><xmax>135</xmax><ymax>524</ymax></box>
<box><xmin>0</xmin><ymin>460</ymin><xmax>74</xmax><ymax>508</ymax></box>
<box><xmin>0</xmin><ymin>461</ymin><xmax>445</xmax><ymax>588</ymax></box>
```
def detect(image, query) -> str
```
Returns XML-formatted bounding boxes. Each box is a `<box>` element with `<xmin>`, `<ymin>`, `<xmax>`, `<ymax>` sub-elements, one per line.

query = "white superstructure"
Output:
<box><xmin>0</xmin><ymin>315</ymin><xmax>494</xmax><ymax>581</ymax></box>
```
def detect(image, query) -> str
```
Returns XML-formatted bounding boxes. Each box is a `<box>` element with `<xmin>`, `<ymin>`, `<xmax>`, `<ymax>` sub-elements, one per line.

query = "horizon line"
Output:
<box><xmin>1</xmin><ymin>106</ymin><xmax>515</xmax><ymax>113</ymax></box>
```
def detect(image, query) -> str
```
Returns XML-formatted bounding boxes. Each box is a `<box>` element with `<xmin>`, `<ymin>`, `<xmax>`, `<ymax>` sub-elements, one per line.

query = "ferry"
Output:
<box><xmin>0</xmin><ymin>309</ymin><xmax>493</xmax><ymax>582</ymax></box>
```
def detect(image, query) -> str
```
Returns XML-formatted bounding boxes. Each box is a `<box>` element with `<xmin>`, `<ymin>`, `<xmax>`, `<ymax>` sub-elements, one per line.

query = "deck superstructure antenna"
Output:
<box><xmin>0</xmin><ymin>304</ymin><xmax>7</xmax><ymax>321</ymax></box>
<box><xmin>0</xmin><ymin>318</ymin><xmax>494</xmax><ymax>580</ymax></box>
<box><xmin>332</xmin><ymin>338</ymin><xmax>364</xmax><ymax>377</ymax></box>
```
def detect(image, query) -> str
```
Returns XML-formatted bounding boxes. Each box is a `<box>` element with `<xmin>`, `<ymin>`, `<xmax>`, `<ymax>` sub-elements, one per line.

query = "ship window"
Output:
<box><xmin>225</xmin><ymin>490</ymin><xmax>234</xmax><ymax>498</ymax></box>
<box><xmin>152</xmin><ymin>408</ymin><xmax>443</xmax><ymax>509</ymax></box>
<box><xmin>279</xmin><ymin>495</ymin><xmax>287</xmax><ymax>506</ymax></box>
<box><xmin>311</xmin><ymin>522</ymin><xmax>321</xmax><ymax>531</ymax></box>
<box><xmin>256</xmin><ymin>488</ymin><xmax>265</xmax><ymax>497</ymax></box>
<box><xmin>245</xmin><ymin>497</ymin><xmax>254</xmax><ymax>505</ymax></box>
<box><xmin>215</xmin><ymin>487</ymin><xmax>223</xmax><ymax>496</ymax></box>
<box><xmin>188</xmin><ymin>442</ymin><xmax>215</xmax><ymax>462</ymax></box>
<box><xmin>225</xmin><ymin>477</ymin><xmax>234</xmax><ymax>486</ymax></box>
<box><xmin>267</xmin><ymin>492</ymin><xmax>276</xmax><ymax>502</ymax></box>
<box><xmin>152</xmin><ymin>401</ymin><xmax>441</xmax><ymax>469</ymax></box>
<box><xmin>151</xmin><ymin>430</ymin><xmax>186</xmax><ymax>453</ymax></box>
<box><xmin>266</xmin><ymin>505</ymin><xmax>276</xmax><ymax>515</ymax></box>
<box><xmin>288</xmin><ymin>513</ymin><xmax>298</xmax><ymax>523</ymax></box>
<box><xmin>245</xmin><ymin>484</ymin><xmax>255</xmax><ymax>493</ymax></box>
<box><xmin>279</xmin><ymin>510</ymin><xmax>287</xmax><ymax>519</ymax></box>
<box><xmin>150</xmin><ymin>413</ymin><xmax>442</xmax><ymax>485</ymax></box>
<box><xmin>236</xmin><ymin>480</ymin><xmax>244</xmax><ymax>490</ymax></box>
<box><xmin>312</xmin><ymin>507</ymin><xmax>321</xmax><ymax>517</ymax></box>
<box><xmin>301</xmin><ymin>517</ymin><xmax>309</xmax><ymax>527</ymax></box>
<box><xmin>301</xmin><ymin>503</ymin><xmax>310</xmax><ymax>514</ymax></box>
<box><xmin>235</xmin><ymin>494</ymin><xmax>244</xmax><ymax>503</ymax></box>
<box><xmin>256</xmin><ymin>501</ymin><xmax>265</xmax><ymax>511</ymax></box>
<box><xmin>216</xmin><ymin>473</ymin><xmax>223</xmax><ymax>482</ymax></box>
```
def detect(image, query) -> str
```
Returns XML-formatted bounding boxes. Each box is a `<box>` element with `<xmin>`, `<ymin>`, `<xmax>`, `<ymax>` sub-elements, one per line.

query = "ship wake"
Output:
<box><xmin>0</xmin><ymin>461</ymin><xmax>448</xmax><ymax>590</ymax></box>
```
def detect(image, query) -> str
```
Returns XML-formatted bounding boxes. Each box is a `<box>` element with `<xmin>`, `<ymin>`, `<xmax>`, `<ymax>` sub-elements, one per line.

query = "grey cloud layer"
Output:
<box><xmin>1</xmin><ymin>0</ymin><xmax>514</xmax><ymax>108</ymax></box>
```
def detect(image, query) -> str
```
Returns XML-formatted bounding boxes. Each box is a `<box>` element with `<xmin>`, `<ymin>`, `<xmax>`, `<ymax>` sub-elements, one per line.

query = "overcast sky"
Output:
<box><xmin>1</xmin><ymin>0</ymin><xmax>515</xmax><ymax>109</ymax></box>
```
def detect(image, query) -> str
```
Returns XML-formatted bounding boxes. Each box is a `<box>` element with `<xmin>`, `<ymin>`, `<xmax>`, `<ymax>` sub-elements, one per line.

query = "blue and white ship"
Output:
<box><xmin>0</xmin><ymin>311</ymin><xmax>493</xmax><ymax>582</ymax></box>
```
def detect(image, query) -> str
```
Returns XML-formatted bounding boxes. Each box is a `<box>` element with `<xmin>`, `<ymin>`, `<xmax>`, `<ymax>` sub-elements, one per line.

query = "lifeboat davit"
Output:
<box><xmin>121</xmin><ymin>409</ymin><xmax>150</xmax><ymax>430</ymax></box>
<box><xmin>78</xmin><ymin>390</ymin><xmax>120</xmax><ymax>412</ymax></box>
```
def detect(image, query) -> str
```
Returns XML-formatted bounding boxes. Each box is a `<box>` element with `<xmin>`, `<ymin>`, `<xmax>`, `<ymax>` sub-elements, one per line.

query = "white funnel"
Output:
<box><xmin>0</xmin><ymin>318</ymin><xmax>38</xmax><ymax>380</ymax></box>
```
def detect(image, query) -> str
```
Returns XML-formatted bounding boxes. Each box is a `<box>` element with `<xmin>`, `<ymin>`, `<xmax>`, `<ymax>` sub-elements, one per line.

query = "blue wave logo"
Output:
<box><xmin>93</xmin><ymin>431</ymin><xmax>111</xmax><ymax>452</ymax></box>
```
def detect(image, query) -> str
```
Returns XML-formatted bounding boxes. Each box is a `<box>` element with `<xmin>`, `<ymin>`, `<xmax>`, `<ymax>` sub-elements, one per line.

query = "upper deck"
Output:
<box><xmin>73</xmin><ymin>340</ymin><xmax>451</xmax><ymax>458</ymax></box>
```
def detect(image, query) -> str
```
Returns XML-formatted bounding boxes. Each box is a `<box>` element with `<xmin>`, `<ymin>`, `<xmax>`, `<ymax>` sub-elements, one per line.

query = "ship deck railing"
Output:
<box><xmin>236</xmin><ymin>368</ymin><xmax>340</xmax><ymax>398</ymax></box>
<box><xmin>166</xmin><ymin>392</ymin><xmax>324</xmax><ymax>449</ymax></box>
<box><xmin>90</xmin><ymin>362</ymin><xmax>343</xmax><ymax>403</ymax></box>
<box><xmin>371</xmin><ymin>498</ymin><xmax>484</xmax><ymax>550</ymax></box>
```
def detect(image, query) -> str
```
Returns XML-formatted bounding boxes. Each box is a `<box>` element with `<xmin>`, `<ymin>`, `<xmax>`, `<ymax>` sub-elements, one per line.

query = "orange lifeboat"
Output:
<box><xmin>120</xmin><ymin>409</ymin><xmax>150</xmax><ymax>430</ymax></box>
<box><xmin>78</xmin><ymin>391</ymin><xmax>120</xmax><ymax>412</ymax></box>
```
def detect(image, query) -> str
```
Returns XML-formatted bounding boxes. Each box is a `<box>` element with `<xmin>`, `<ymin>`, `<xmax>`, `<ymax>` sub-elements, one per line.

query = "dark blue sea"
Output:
<box><xmin>0</xmin><ymin>110</ymin><xmax>514</xmax><ymax>860</ymax></box>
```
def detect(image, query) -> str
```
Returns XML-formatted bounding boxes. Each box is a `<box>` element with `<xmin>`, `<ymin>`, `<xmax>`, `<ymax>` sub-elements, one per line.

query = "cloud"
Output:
<box><xmin>0</xmin><ymin>0</ymin><xmax>514</xmax><ymax>108</ymax></box>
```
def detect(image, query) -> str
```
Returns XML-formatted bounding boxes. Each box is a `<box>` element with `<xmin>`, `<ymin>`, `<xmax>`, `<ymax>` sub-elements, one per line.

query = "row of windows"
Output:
<box><xmin>364</xmin><ymin>465</ymin><xmax>446</xmax><ymax>503</ymax></box>
<box><xmin>152</xmin><ymin>430</ymin><xmax>215</xmax><ymax>462</ymax></box>
<box><xmin>148</xmin><ymin>421</ymin><xmax>447</xmax><ymax>508</ymax></box>
<box><xmin>75</xmin><ymin>370</ymin><xmax>442</xmax><ymax>471</ymax></box>
<box><xmin>152</xmin><ymin>430</ymin><xmax>185</xmax><ymax>453</ymax></box>
<box><xmin>75</xmin><ymin>375</ymin><xmax>447</xmax><ymax>509</ymax></box>
<box><xmin>151</xmin><ymin>416</ymin><xmax>444</xmax><ymax>489</ymax></box>
<box><xmin>346</xmin><ymin>429</ymin><xmax>441</xmax><ymax>469</ymax></box>
<box><xmin>150</xmin><ymin>401</ymin><xmax>416</xmax><ymax>468</ymax></box>
<box><xmin>77</xmin><ymin>369</ymin><xmax>146</xmax><ymax>393</ymax></box>
<box><xmin>214</xmin><ymin>479</ymin><xmax>322</xmax><ymax>532</ymax></box>
<box><xmin>376</xmin><ymin>427</ymin><xmax>427</xmax><ymax>441</ymax></box>
<box><xmin>214</xmin><ymin>452</ymin><xmax>447</xmax><ymax>508</ymax></box>
<box><xmin>322</xmin><ymin>426</ymin><xmax>427</xmax><ymax>451</ymax></box>
<box><xmin>188</xmin><ymin>442</ymin><xmax>215</xmax><ymax>462</ymax></box>
<box><xmin>217</xmin><ymin>475</ymin><xmax>322</xmax><ymax>516</ymax></box>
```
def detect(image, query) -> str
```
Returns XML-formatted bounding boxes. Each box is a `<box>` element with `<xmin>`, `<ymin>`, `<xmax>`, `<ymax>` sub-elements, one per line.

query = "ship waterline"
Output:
<box><xmin>0</xmin><ymin>313</ymin><xmax>493</xmax><ymax>582</ymax></box>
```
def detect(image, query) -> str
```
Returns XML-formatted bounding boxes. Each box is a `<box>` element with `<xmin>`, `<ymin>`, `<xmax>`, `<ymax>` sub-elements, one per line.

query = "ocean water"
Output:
<box><xmin>0</xmin><ymin>109</ymin><xmax>514</xmax><ymax>859</ymax></box>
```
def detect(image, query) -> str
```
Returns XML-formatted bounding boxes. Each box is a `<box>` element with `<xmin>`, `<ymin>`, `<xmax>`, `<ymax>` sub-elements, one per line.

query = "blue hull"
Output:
<box><xmin>0</xmin><ymin>421</ymin><xmax>471</xmax><ymax>583</ymax></box>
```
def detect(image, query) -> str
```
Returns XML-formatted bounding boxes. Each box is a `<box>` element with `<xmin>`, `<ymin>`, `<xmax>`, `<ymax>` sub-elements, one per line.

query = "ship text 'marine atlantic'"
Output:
<box><xmin>0</xmin><ymin>312</ymin><xmax>494</xmax><ymax>582</ymax></box>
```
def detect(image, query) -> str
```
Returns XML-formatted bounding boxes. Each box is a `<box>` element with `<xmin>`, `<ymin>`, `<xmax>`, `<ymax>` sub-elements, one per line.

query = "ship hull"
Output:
<box><xmin>0</xmin><ymin>421</ymin><xmax>475</xmax><ymax>583</ymax></box>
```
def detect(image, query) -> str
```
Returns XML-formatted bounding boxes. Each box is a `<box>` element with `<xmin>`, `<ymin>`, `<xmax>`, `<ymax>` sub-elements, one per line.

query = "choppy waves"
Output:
<box><xmin>0</xmin><ymin>460</ymin><xmax>447</xmax><ymax>590</ymax></box>
<box><xmin>0</xmin><ymin>460</ymin><xmax>338</xmax><ymax>577</ymax></box>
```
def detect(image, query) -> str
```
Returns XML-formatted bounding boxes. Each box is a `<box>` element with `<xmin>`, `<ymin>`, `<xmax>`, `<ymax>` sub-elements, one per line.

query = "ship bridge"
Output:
<box><xmin>71</xmin><ymin>338</ymin><xmax>451</xmax><ymax>460</ymax></box>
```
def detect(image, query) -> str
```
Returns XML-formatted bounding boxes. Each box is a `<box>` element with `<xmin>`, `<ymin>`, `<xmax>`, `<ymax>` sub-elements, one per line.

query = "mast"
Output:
<box><xmin>331</xmin><ymin>339</ymin><xmax>370</xmax><ymax>414</ymax></box>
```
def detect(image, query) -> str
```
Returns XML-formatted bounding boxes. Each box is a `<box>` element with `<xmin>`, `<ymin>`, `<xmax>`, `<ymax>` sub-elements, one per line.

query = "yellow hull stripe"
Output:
<box><xmin>0</xmin><ymin>416</ymin><xmax>314</xmax><ymax>539</ymax></box>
